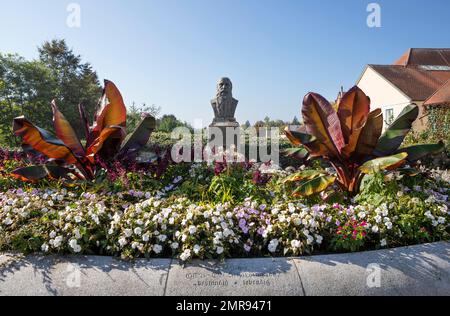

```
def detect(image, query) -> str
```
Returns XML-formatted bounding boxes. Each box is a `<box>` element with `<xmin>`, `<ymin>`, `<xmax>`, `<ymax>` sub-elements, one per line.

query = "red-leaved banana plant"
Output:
<box><xmin>11</xmin><ymin>80</ymin><xmax>156</xmax><ymax>182</ymax></box>
<box><xmin>285</xmin><ymin>86</ymin><xmax>444</xmax><ymax>196</ymax></box>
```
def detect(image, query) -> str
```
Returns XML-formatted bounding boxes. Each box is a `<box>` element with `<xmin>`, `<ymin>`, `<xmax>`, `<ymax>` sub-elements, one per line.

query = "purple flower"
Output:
<box><xmin>257</xmin><ymin>227</ymin><xmax>266</xmax><ymax>236</ymax></box>
<box><xmin>244</xmin><ymin>244</ymin><xmax>252</xmax><ymax>252</ymax></box>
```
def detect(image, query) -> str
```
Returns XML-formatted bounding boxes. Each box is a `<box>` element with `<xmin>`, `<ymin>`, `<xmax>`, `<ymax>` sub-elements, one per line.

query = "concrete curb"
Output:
<box><xmin>0</xmin><ymin>242</ymin><xmax>449</xmax><ymax>296</ymax></box>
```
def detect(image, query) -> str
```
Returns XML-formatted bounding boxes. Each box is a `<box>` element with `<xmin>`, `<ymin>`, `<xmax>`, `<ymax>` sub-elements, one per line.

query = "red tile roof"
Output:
<box><xmin>370</xmin><ymin>64</ymin><xmax>450</xmax><ymax>100</ymax></box>
<box><xmin>424</xmin><ymin>80</ymin><xmax>450</xmax><ymax>106</ymax></box>
<box><xmin>394</xmin><ymin>48</ymin><xmax>450</xmax><ymax>67</ymax></box>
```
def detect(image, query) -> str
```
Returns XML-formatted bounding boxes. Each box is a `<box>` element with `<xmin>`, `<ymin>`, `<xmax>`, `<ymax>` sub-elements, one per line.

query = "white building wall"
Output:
<box><xmin>357</xmin><ymin>66</ymin><xmax>412</xmax><ymax>130</ymax></box>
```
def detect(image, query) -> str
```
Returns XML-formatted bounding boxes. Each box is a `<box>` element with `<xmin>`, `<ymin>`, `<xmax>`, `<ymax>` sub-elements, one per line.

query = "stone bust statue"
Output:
<box><xmin>211</xmin><ymin>77</ymin><xmax>238</xmax><ymax>124</ymax></box>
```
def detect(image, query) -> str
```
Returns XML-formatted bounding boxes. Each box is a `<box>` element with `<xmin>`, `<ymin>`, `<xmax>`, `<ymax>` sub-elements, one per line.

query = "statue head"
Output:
<box><xmin>216</xmin><ymin>77</ymin><xmax>233</xmax><ymax>99</ymax></box>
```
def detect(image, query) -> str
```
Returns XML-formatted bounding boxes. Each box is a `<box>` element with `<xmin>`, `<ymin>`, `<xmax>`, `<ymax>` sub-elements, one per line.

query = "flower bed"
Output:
<box><xmin>1</xmin><ymin>161</ymin><xmax>449</xmax><ymax>261</ymax></box>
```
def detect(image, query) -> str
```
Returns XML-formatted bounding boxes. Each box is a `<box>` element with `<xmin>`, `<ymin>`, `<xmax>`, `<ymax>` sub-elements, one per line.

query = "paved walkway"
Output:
<box><xmin>0</xmin><ymin>242</ymin><xmax>449</xmax><ymax>296</ymax></box>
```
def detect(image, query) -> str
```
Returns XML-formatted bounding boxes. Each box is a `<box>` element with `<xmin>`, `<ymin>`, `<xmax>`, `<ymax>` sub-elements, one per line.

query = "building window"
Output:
<box><xmin>385</xmin><ymin>108</ymin><xmax>394</xmax><ymax>125</ymax></box>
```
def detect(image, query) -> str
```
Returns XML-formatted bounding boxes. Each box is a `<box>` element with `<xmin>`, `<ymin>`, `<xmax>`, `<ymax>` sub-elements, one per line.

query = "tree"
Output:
<box><xmin>38</xmin><ymin>39</ymin><xmax>102</xmax><ymax>138</ymax></box>
<box><xmin>292</xmin><ymin>116</ymin><xmax>300</xmax><ymax>125</ymax></box>
<box><xmin>0</xmin><ymin>54</ymin><xmax>56</xmax><ymax>147</ymax></box>
<box><xmin>127</xmin><ymin>102</ymin><xmax>161</xmax><ymax>133</ymax></box>
<box><xmin>156</xmin><ymin>114</ymin><xmax>193</xmax><ymax>133</ymax></box>
<box><xmin>243</xmin><ymin>120</ymin><xmax>251</xmax><ymax>129</ymax></box>
<box><xmin>0</xmin><ymin>40</ymin><xmax>102</xmax><ymax>147</ymax></box>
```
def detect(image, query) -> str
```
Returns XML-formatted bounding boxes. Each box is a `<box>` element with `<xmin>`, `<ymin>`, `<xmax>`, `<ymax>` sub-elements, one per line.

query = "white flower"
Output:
<box><xmin>268</xmin><ymin>239</ymin><xmax>279</xmax><ymax>253</ymax></box>
<box><xmin>315</xmin><ymin>235</ymin><xmax>323</xmax><ymax>245</ymax></box>
<box><xmin>306</xmin><ymin>235</ymin><xmax>314</xmax><ymax>245</ymax></box>
<box><xmin>358</xmin><ymin>212</ymin><xmax>367</xmax><ymax>219</ymax></box>
<box><xmin>118</xmin><ymin>237</ymin><xmax>128</xmax><ymax>248</ymax></box>
<box><xmin>432</xmin><ymin>220</ymin><xmax>439</xmax><ymax>227</ymax></box>
<box><xmin>193</xmin><ymin>244</ymin><xmax>201</xmax><ymax>255</ymax></box>
<box><xmin>216</xmin><ymin>247</ymin><xmax>224</xmax><ymax>255</ymax></box>
<box><xmin>223</xmin><ymin>228</ymin><xmax>233</xmax><ymax>238</ymax></box>
<box><xmin>74</xmin><ymin>229</ymin><xmax>81</xmax><ymax>240</ymax></box>
<box><xmin>124</xmin><ymin>229</ymin><xmax>133</xmax><ymax>238</ymax></box>
<box><xmin>374</xmin><ymin>215</ymin><xmax>382</xmax><ymax>224</ymax></box>
<box><xmin>291</xmin><ymin>240</ymin><xmax>301</xmax><ymax>249</ymax></box>
<box><xmin>171</xmin><ymin>242</ymin><xmax>179</xmax><ymax>250</ymax></box>
<box><xmin>134</xmin><ymin>227</ymin><xmax>142</xmax><ymax>236</ymax></box>
<box><xmin>288</xmin><ymin>203</ymin><xmax>296</xmax><ymax>214</ymax></box>
<box><xmin>180</xmin><ymin>249</ymin><xmax>192</xmax><ymax>261</ymax></box>
<box><xmin>188</xmin><ymin>226</ymin><xmax>197</xmax><ymax>235</ymax></box>
<box><xmin>69</xmin><ymin>239</ymin><xmax>81</xmax><ymax>253</ymax></box>
<box><xmin>385</xmin><ymin>222</ymin><xmax>393</xmax><ymax>230</ymax></box>
<box><xmin>41</xmin><ymin>243</ymin><xmax>49</xmax><ymax>252</ymax></box>
<box><xmin>74</xmin><ymin>216</ymin><xmax>82</xmax><ymax>223</ymax></box>
<box><xmin>142</xmin><ymin>233</ymin><xmax>150</xmax><ymax>242</ymax></box>
<box><xmin>3</xmin><ymin>217</ymin><xmax>13</xmax><ymax>226</ymax></box>
<box><xmin>53</xmin><ymin>236</ymin><xmax>63</xmax><ymax>248</ymax></box>
<box><xmin>438</xmin><ymin>217</ymin><xmax>446</xmax><ymax>224</ymax></box>
<box><xmin>293</xmin><ymin>217</ymin><xmax>302</xmax><ymax>226</ymax></box>
<box><xmin>158</xmin><ymin>234</ymin><xmax>167</xmax><ymax>242</ymax></box>
<box><xmin>372</xmin><ymin>225</ymin><xmax>379</xmax><ymax>233</ymax></box>
<box><xmin>380</xmin><ymin>239</ymin><xmax>387</xmax><ymax>247</ymax></box>
<box><xmin>153</xmin><ymin>244</ymin><xmax>163</xmax><ymax>254</ymax></box>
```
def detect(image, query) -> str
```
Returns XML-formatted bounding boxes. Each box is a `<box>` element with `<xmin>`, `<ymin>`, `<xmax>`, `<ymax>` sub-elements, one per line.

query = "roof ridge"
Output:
<box><xmin>424</xmin><ymin>78</ymin><xmax>450</xmax><ymax>105</ymax></box>
<box><xmin>409</xmin><ymin>48</ymin><xmax>450</xmax><ymax>50</ymax></box>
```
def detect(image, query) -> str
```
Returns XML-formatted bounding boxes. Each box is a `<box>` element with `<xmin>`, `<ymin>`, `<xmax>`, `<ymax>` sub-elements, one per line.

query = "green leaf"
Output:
<box><xmin>397</xmin><ymin>167</ymin><xmax>421</xmax><ymax>177</ymax></box>
<box><xmin>398</xmin><ymin>142</ymin><xmax>445</xmax><ymax>163</ymax></box>
<box><xmin>359</xmin><ymin>153</ymin><xmax>408</xmax><ymax>174</ymax></box>
<box><xmin>282</xmin><ymin>147</ymin><xmax>309</xmax><ymax>159</ymax></box>
<box><xmin>293</xmin><ymin>174</ymin><xmax>336</xmax><ymax>197</ymax></box>
<box><xmin>374</xmin><ymin>104</ymin><xmax>419</xmax><ymax>156</ymax></box>
<box><xmin>283</xmin><ymin>170</ymin><xmax>324</xmax><ymax>183</ymax></box>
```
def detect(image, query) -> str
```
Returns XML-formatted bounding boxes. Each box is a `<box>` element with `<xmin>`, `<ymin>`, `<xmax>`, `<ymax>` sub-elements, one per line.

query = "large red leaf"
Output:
<box><xmin>10</xmin><ymin>165</ymin><xmax>73</xmax><ymax>183</ymax></box>
<box><xmin>51</xmin><ymin>101</ymin><xmax>85</xmax><ymax>157</ymax></box>
<box><xmin>92</xmin><ymin>80</ymin><xmax>127</xmax><ymax>136</ymax></box>
<box><xmin>302</xmin><ymin>93</ymin><xmax>345</xmax><ymax>157</ymax></box>
<box><xmin>86</xmin><ymin>126</ymin><xmax>126</xmax><ymax>163</ymax></box>
<box><xmin>78</xmin><ymin>103</ymin><xmax>91</xmax><ymax>145</ymax></box>
<box><xmin>354</xmin><ymin>109</ymin><xmax>383</xmax><ymax>160</ymax></box>
<box><xmin>338</xmin><ymin>86</ymin><xmax>370</xmax><ymax>158</ymax></box>
<box><xmin>13</xmin><ymin>117</ymin><xmax>78</xmax><ymax>164</ymax></box>
<box><xmin>284</xmin><ymin>126</ymin><xmax>328</xmax><ymax>157</ymax></box>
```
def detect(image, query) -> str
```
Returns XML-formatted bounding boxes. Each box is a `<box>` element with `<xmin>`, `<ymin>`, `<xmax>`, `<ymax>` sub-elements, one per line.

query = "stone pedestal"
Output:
<box><xmin>208</xmin><ymin>122</ymin><xmax>240</xmax><ymax>151</ymax></box>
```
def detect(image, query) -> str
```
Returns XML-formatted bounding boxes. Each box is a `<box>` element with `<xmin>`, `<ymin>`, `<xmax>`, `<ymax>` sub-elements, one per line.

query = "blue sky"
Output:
<box><xmin>1</xmin><ymin>0</ymin><xmax>450</xmax><ymax>126</ymax></box>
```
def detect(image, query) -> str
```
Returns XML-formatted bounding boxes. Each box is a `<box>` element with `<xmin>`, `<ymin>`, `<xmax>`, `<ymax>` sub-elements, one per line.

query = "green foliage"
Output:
<box><xmin>157</xmin><ymin>114</ymin><xmax>192</xmax><ymax>133</ymax></box>
<box><xmin>0</xmin><ymin>40</ymin><xmax>101</xmax><ymax>147</ymax></box>
<box><xmin>127</xmin><ymin>103</ymin><xmax>161</xmax><ymax>133</ymax></box>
